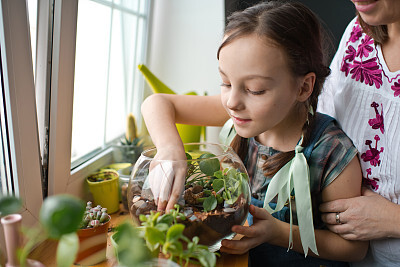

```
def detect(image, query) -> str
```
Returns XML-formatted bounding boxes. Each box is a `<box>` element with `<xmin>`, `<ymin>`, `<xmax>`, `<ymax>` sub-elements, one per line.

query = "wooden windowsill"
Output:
<box><xmin>29</xmin><ymin>206</ymin><xmax>248</xmax><ymax>266</ymax></box>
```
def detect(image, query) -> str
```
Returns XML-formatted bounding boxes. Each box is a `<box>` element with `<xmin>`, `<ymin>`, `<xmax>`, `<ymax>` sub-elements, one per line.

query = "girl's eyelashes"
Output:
<box><xmin>220</xmin><ymin>82</ymin><xmax>231</xmax><ymax>88</ymax></box>
<box><xmin>247</xmin><ymin>89</ymin><xmax>266</xmax><ymax>95</ymax></box>
<box><xmin>220</xmin><ymin>82</ymin><xmax>266</xmax><ymax>95</ymax></box>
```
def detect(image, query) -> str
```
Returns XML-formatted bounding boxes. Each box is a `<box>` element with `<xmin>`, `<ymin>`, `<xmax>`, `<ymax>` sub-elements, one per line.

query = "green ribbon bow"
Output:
<box><xmin>263</xmin><ymin>143</ymin><xmax>318</xmax><ymax>257</ymax></box>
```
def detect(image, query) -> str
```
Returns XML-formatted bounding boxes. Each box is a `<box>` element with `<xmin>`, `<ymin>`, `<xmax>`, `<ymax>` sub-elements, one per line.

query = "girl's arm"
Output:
<box><xmin>141</xmin><ymin>93</ymin><xmax>229</xmax><ymax>211</ymax></box>
<box><xmin>221</xmin><ymin>156</ymin><xmax>368</xmax><ymax>262</ymax></box>
<box><xmin>284</xmin><ymin>156</ymin><xmax>368</xmax><ymax>261</ymax></box>
<box><xmin>141</xmin><ymin>93</ymin><xmax>228</xmax><ymax>149</ymax></box>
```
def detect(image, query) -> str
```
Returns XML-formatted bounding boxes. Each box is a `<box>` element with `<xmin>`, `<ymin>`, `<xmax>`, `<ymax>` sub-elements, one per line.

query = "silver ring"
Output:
<box><xmin>335</xmin><ymin>212</ymin><xmax>341</xmax><ymax>224</ymax></box>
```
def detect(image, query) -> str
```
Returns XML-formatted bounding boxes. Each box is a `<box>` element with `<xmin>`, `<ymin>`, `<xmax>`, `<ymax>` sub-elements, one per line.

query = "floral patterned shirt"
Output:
<box><xmin>318</xmin><ymin>17</ymin><xmax>400</xmax><ymax>266</ymax></box>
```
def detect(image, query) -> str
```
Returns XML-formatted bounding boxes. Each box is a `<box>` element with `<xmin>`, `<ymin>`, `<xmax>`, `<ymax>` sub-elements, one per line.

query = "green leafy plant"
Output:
<box><xmin>112</xmin><ymin>221</ymin><xmax>153</xmax><ymax>267</ymax></box>
<box><xmin>138</xmin><ymin>205</ymin><xmax>218</xmax><ymax>267</ymax></box>
<box><xmin>129</xmin><ymin>148</ymin><xmax>250</xmax><ymax>255</ymax></box>
<box><xmin>184</xmin><ymin>152</ymin><xmax>248</xmax><ymax>212</ymax></box>
<box><xmin>0</xmin><ymin>196</ymin><xmax>22</xmax><ymax>217</ymax></box>
<box><xmin>0</xmin><ymin>194</ymin><xmax>85</xmax><ymax>267</ymax></box>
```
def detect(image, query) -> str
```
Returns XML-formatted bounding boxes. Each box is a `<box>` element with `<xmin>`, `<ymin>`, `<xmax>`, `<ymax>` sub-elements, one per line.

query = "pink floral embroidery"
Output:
<box><xmin>350</xmin><ymin>57</ymin><xmax>383</xmax><ymax>88</ymax></box>
<box><xmin>391</xmin><ymin>79</ymin><xmax>400</xmax><ymax>97</ymax></box>
<box><xmin>356</xmin><ymin>36</ymin><xmax>374</xmax><ymax>58</ymax></box>
<box><xmin>362</xmin><ymin>168</ymin><xmax>379</xmax><ymax>190</ymax></box>
<box><xmin>350</xmin><ymin>25</ymin><xmax>362</xmax><ymax>43</ymax></box>
<box><xmin>361</xmin><ymin>135</ymin><xmax>384</xmax><ymax>166</ymax></box>
<box><xmin>344</xmin><ymin>46</ymin><xmax>357</xmax><ymax>62</ymax></box>
<box><xmin>368</xmin><ymin>102</ymin><xmax>384</xmax><ymax>133</ymax></box>
<box><xmin>341</xmin><ymin>46</ymin><xmax>356</xmax><ymax>76</ymax></box>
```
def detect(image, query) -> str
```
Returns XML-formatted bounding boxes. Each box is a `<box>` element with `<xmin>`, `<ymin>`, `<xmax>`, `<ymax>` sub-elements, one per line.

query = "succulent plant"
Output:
<box><xmin>120</xmin><ymin>113</ymin><xmax>143</xmax><ymax>147</ymax></box>
<box><xmin>80</xmin><ymin>201</ymin><xmax>110</xmax><ymax>229</ymax></box>
<box><xmin>86</xmin><ymin>169</ymin><xmax>118</xmax><ymax>182</ymax></box>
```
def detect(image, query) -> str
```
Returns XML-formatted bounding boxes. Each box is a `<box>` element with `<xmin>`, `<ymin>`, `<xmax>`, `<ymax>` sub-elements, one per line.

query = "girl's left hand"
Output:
<box><xmin>220</xmin><ymin>205</ymin><xmax>280</xmax><ymax>254</ymax></box>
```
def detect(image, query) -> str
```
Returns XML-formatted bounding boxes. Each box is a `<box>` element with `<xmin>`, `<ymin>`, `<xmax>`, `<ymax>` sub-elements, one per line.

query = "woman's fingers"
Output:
<box><xmin>319</xmin><ymin>198</ymin><xmax>349</xmax><ymax>213</ymax></box>
<box><xmin>321</xmin><ymin>211</ymin><xmax>347</xmax><ymax>225</ymax></box>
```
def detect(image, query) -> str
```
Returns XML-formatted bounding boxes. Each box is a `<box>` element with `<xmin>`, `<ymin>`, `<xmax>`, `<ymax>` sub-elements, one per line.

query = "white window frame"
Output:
<box><xmin>47</xmin><ymin>0</ymin><xmax>151</xmax><ymax>197</ymax></box>
<box><xmin>0</xmin><ymin>0</ymin><xmax>43</xmax><ymax>251</ymax></box>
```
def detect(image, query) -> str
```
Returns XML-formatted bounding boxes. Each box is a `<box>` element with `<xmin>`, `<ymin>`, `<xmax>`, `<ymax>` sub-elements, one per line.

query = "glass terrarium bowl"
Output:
<box><xmin>127</xmin><ymin>143</ymin><xmax>251</xmax><ymax>252</ymax></box>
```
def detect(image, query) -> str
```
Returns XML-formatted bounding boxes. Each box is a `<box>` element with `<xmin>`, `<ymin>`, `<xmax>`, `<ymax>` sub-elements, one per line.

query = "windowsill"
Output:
<box><xmin>29</xmin><ymin>205</ymin><xmax>249</xmax><ymax>266</ymax></box>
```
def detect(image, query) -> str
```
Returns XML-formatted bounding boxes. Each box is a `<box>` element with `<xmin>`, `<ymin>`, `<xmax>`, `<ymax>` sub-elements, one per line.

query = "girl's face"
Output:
<box><xmin>219</xmin><ymin>34</ymin><xmax>304</xmax><ymax>144</ymax></box>
<box><xmin>351</xmin><ymin>0</ymin><xmax>400</xmax><ymax>26</ymax></box>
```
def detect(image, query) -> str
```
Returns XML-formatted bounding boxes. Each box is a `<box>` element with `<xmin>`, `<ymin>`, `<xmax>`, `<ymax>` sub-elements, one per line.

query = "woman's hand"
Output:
<box><xmin>147</xmin><ymin>145</ymin><xmax>187</xmax><ymax>212</ymax></box>
<box><xmin>320</xmin><ymin>187</ymin><xmax>400</xmax><ymax>241</ymax></box>
<box><xmin>219</xmin><ymin>205</ymin><xmax>281</xmax><ymax>254</ymax></box>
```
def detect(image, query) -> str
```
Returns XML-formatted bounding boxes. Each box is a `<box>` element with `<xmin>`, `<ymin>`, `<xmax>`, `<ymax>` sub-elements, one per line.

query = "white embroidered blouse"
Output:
<box><xmin>318</xmin><ymin>17</ymin><xmax>400</xmax><ymax>266</ymax></box>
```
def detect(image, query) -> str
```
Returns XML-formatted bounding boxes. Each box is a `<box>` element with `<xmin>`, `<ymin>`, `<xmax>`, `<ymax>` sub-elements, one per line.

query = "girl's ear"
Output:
<box><xmin>297</xmin><ymin>72</ymin><xmax>315</xmax><ymax>102</ymax></box>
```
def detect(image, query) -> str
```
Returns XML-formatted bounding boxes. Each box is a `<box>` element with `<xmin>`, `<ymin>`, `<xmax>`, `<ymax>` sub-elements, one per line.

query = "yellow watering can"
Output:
<box><xmin>138</xmin><ymin>64</ymin><xmax>204</xmax><ymax>144</ymax></box>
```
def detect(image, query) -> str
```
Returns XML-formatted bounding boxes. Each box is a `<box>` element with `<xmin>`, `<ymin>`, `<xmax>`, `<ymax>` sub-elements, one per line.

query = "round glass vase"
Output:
<box><xmin>127</xmin><ymin>143</ymin><xmax>251</xmax><ymax>252</ymax></box>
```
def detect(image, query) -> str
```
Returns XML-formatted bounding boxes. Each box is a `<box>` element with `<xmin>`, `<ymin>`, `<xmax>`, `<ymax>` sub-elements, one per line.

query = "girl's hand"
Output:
<box><xmin>147</xmin><ymin>145</ymin><xmax>187</xmax><ymax>212</ymax></box>
<box><xmin>220</xmin><ymin>205</ymin><xmax>281</xmax><ymax>254</ymax></box>
<box><xmin>320</xmin><ymin>187</ymin><xmax>400</xmax><ymax>240</ymax></box>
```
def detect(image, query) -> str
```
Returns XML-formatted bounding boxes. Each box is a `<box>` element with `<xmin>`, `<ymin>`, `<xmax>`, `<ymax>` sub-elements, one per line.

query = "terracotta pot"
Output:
<box><xmin>75</xmin><ymin>216</ymin><xmax>111</xmax><ymax>266</ymax></box>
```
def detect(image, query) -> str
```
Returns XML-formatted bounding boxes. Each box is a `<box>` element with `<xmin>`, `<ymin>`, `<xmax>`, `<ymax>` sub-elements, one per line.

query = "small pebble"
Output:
<box><xmin>223</xmin><ymin>208</ymin><xmax>235</xmax><ymax>213</ymax></box>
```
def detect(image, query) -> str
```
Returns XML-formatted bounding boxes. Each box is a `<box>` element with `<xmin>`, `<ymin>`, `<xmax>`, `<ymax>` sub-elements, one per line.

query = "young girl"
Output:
<box><xmin>141</xmin><ymin>1</ymin><xmax>368</xmax><ymax>265</ymax></box>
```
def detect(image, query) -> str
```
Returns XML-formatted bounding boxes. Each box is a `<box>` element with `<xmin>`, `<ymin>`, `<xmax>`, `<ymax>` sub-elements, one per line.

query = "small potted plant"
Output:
<box><xmin>86</xmin><ymin>169</ymin><xmax>120</xmax><ymax>214</ymax></box>
<box><xmin>75</xmin><ymin>201</ymin><xmax>111</xmax><ymax>266</ymax></box>
<box><xmin>113</xmin><ymin>113</ymin><xmax>144</xmax><ymax>164</ymax></box>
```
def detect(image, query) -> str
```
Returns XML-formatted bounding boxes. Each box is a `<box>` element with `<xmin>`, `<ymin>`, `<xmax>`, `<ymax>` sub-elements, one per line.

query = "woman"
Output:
<box><xmin>318</xmin><ymin>0</ymin><xmax>400</xmax><ymax>265</ymax></box>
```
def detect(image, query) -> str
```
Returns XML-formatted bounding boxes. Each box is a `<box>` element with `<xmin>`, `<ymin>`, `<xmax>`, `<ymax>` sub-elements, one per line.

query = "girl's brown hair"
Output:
<box><xmin>218</xmin><ymin>1</ymin><xmax>331</xmax><ymax>177</ymax></box>
<box><xmin>357</xmin><ymin>12</ymin><xmax>388</xmax><ymax>44</ymax></box>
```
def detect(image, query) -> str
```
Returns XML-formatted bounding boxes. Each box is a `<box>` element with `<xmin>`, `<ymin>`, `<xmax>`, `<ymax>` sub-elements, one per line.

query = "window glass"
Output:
<box><xmin>0</xmin><ymin>79</ymin><xmax>10</xmax><ymax>195</ymax></box>
<box><xmin>71</xmin><ymin>0</ymin><xmax>149</xmax><ymax>167</ymax></box>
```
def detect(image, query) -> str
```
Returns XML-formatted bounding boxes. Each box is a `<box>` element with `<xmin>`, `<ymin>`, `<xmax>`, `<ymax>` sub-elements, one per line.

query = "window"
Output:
<box><xmin>46</xmin><ymin>0</ymin><xmax>150</xmax><ymax>196</ymax></box>
<box><xmin>71</xmin><ymin>0</ymin><xmax>150</xmax><ymax>167</ymax></box>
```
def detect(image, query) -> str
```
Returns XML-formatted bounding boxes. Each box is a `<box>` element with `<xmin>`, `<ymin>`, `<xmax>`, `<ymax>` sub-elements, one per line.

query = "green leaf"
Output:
<box><xmin>166</xmin><ymin>224</ymin><xmax>185</xmax><ymax>242</ymax></box>
<box><xmin>113</xmin><ymin>222</ymin><xmax>152</xmax><ymax>266</ymax></box>
<box><xmin>155</xmin><ymin>223</ymin><xmax>170</xmax><ymax>232</ymax></box>
<box><xmin>39</xmin><ymin>195</ymin><xmax>85</xmax><ymax>239</ymax></box>
<box><xmin>0</xmin><ymin>195</ymin><xmax>22</xmax><ymax>217</ymax></box>
<box><xmin>212</xmin><ymin>179</ymin><xmax>224</xmax><ymax>193</ymax></box>
<box><xmin>203</xmin><ymin>195</ymin><xmax>217</xmax><ymax>212</ymax></box>
<box><xmin>213</xmin><ymin>170</ymin><xmax>223</xmax><ymax>179</ymax></box>
<box><xmin>198</xmin><ymin>153</ymin><xmax>220</xmax><ymax>176</ymax></box>
<box><xmin>197</xmin><ymin>249</ymin><xmax>217</xmax><ymax>267</ymax></box>
<box><xmin>163</xmin><ymin>240</ymin><xmax>183</xmax><ymax>256</ymax></box>
<box><xmin>239</xmin><ymin>172</ymin><xmax>249</xmax><ymax>181</ymax></box>
<box><xmin>157</xmin><ymin>213</ymin><xmax>174</xmax><ymax>226</ymax></box>
<box><xmin>145</xmin><ymin>226</ymin><xmax>165</xmax><ymax>250</ymax></box>
<box><xmin>226</xmin><ymin>168</ymin><xmax>237</xmax><ymax>179</ymax></box>
<box><xmin>56</xmin><ymin>232</ymin><xmax>79</xmax><ymax>267</ymax></box>
<box><xmin>139</xmin><ymin>214</ymin><xmax>148</xmax><ymax>223</ymax></box>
